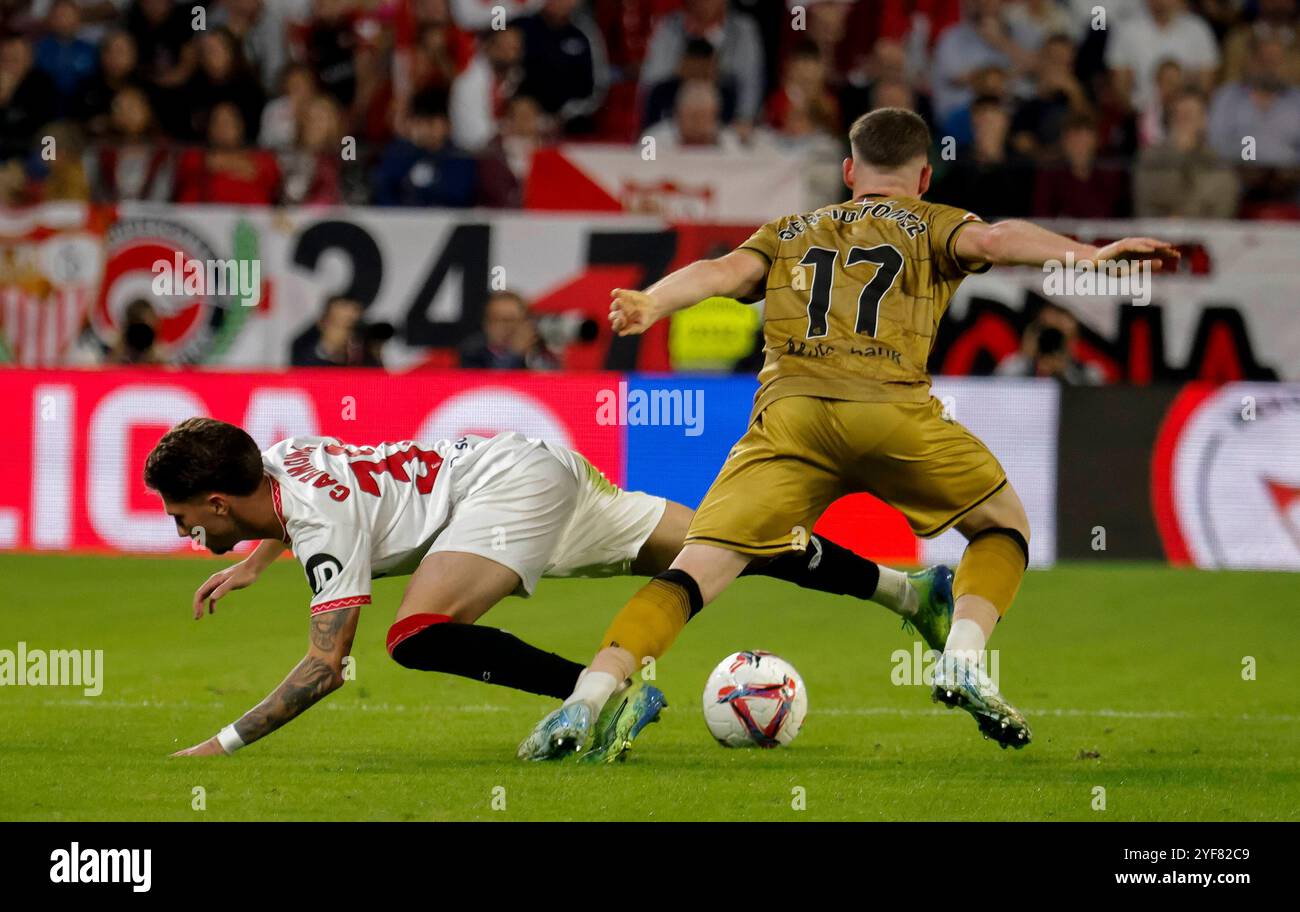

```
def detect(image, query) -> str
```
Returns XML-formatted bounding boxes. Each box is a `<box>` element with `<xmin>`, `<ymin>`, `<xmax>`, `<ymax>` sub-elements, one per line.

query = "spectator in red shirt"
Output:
<box><xmin>1032</xmin><ymin>113</ymin><xmax>1130</xmax><ymax>217</ymax></box>
<box><xmin>174</xmin><ymin>101</ymin><xmax>281</xmax><ymax>204</ymax></box>
<box><xmin>351</xmin><ymin>33</ymin><xmax>397</xmax><ymax>147</ymax></box>
<box><xmin>766</xmin><ymin>41</ymin><xmax>841</xmax><ymax>136</ymax></box>
<box><xmin>477</xmin><ymin>93</ymin><xmax>555</xmax><ymax>208</ymax></box>
<box><xmin>411</xmin><ymin>16</ymin><xmax>474</xmax><ymax>92</ymax></box>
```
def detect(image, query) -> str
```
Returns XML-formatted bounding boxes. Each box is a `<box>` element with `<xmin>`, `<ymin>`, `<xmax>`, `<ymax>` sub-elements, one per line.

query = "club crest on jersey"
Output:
<box><xmin>304</xmin><ymin>554</ymin><xmax>343</xmax><ymax>595</ymax></box>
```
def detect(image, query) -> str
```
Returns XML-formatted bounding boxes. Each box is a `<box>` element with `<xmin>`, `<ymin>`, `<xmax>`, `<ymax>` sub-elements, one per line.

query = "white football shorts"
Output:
<box><xmin>424</xmin><ymin>436</ymin><xmax>666</xmax><ymax>596</ymax></box>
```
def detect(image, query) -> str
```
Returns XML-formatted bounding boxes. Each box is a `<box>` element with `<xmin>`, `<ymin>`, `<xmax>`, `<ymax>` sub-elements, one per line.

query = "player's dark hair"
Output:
<box><xmin>849</xmin><ymin>107</ymin><xmax>932</xmax><ymax>169</ymax></box>
<box><xmin>143</xmin><ymin>418</ymin><xmax>264</xmax><ymax>502</ymax></box>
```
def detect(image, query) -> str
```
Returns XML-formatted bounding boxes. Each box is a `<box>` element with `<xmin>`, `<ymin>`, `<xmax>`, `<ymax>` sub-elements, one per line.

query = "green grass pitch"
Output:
<box><xmin>1</xmin><ymin>553</ymin><xmax>1296</xmax><ymax>821</ymax></box>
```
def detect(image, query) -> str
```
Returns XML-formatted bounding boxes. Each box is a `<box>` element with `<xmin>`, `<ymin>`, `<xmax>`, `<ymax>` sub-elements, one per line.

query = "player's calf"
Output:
<box><xmin>938</xmin><ymin>485</ymin><xmax>1033</xmax><ymax>747</ymax></box>
<box><xmin>949</xmin><ymin>484</ymin><xmax>1031</xmax><ymax>647</ymax></box>
<box><xmin>386</xmin><ymin>614</ymin><xmax>584</xmax><ymax>699</ymax></box>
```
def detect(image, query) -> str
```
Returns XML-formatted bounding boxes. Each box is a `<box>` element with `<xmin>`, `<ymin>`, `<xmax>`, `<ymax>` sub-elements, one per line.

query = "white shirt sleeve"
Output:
<box><xmin>1186</xmin><ymin>18</ymin><xmax>1222</xmax><ymax>70</ymax></box>
<box><xmin>450</xmin><ymin>60</ymin><xmax>494</xmax><ymax>153</ymax></box>
<box><xmin>290</xmin><ymin>520</ymin><xmax>373</xmax><ymax>616</ymax></box>
<box><xmin>1104</xmin><ymin>24</ymin><xmax>1138</xmax><ymax>71</ymax></box>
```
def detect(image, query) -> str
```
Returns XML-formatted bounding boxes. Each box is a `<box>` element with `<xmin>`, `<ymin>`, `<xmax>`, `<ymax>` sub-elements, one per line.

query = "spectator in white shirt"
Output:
<box><xmin>449</xmin><ymin>25</ymin><xmax>524</xmax><ymax>152</ymax></box>
<box><xmin>640</xmin><ymin>0</ymin><xmax>766</xmax><ymax>125</ymax></box>
<box><xmin>932</xmin><ymin>0</ymin><xmax>1038</xmax><ymax>123</ymax></box>
<box><xmin>642</xmin><ymin>78</ymin><xmax>746</xmax><ymax>152</ymax></box>
<box><xmin>1105</xmin><ymin>0</ymin><xmax>1219</xmax><ymax>111</ymax></box>
<box><xmin>1004</xmin><ymin>0</ymin><xmax>1076</xmax><ymax>50</ymax></box>
<box><xmin>1208</xmin><ymin>34</ymin><xmax>1300</xmax><ymax>167</ymax></box>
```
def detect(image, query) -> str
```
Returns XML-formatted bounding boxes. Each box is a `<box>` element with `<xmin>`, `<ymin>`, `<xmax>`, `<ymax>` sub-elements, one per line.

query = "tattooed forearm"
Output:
<box><xmin>233</xmin><ymin>655</ymin><xmax>342</xmax><ymax>745</ymax></box>
<box><xmin>310</xmin><ymin>608</ymin><xmax>354</xmax><ymax>652</ymax></box>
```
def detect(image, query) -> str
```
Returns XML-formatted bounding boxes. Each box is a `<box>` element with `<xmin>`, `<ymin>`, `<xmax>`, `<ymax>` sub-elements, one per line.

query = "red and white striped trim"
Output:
<box><xmin>311</xmin><ymin>595</ymin><xmax>371</xmax><ymax>615</ymax></box>
<box><xmin>268</xmin><ymin>476</ymin><xmax>290</xmax><ymax>542</ymax></box>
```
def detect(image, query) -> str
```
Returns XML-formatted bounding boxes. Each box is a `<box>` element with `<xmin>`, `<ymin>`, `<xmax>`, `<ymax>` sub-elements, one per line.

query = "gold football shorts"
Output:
<box><xmin>685</xmin><ymin>395</ymin><xmax>1007</xmax><ymax>555</ymax></box>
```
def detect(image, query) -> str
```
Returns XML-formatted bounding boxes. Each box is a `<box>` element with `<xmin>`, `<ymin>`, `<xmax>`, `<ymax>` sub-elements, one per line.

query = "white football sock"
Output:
<box><xmin>872</xmin><ymin>566</ymin><xmax>918</xmax><ymax>617</ymax></box>
<box><xmin>563</xmin><ymin>670</ymin><xmax>621</xmax><ymax>715</ymax></box>
<box><xmin>943</xmin><ymin>618</ymin><xmax>987</xmax><ymax>663</ymax></box>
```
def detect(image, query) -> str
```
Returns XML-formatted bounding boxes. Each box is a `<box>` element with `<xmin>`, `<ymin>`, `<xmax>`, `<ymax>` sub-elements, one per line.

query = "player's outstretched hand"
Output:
<box><xmin>1088</xmin><ymin>237</ymin><xmax>1181</xmax><ymax>272</ymax></box>
<box><xmin>609</xmin><ymin>288</ymin><xmax>660</xmax><ymax>336</ymax></box>
<box><xmin>170</xmin><ymin>736</ymin><xmax>225</xmax><ymax>757</ymax></box>
<box><xmin>191</xmin><ymin>559</ymin><xmax>259</xmax><ymax>619</ymax></box>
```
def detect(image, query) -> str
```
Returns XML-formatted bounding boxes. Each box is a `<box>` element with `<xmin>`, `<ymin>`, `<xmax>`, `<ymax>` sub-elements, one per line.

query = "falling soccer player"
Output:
<box><xmin>146</xmin><ymin>418</ymin><xmax>953</xmax><ymax>756</ymax></box>
<box><xmin>520</xmin><ymin>107</ymin><xmax>1179</xmax><ymax>762</ymax></box>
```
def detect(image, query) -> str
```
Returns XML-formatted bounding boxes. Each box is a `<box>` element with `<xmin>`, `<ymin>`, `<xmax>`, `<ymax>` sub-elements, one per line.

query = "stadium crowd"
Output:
<box><xmin>0</xmin><ymin>0</ymin><xmax>1296</xmax><ymax>217</ymax></box>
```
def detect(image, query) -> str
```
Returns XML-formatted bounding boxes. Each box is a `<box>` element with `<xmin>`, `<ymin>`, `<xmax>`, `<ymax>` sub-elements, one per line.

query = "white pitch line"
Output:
<box><xmin>817</xmin><ymin>707</ymin><xmax>1190</xmax><ymax>720</ymax></box>
<box><xmin>25</xmin><ymin>698</ymin><xmax>1300</xmax><ymax>723</ymax></box>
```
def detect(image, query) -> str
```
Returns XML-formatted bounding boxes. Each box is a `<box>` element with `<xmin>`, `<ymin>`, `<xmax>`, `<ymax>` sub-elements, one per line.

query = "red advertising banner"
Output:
<box><xmin>0</xmin><ymin>368</ymin><xmax>623</xmax><ymax>555</ymax></box>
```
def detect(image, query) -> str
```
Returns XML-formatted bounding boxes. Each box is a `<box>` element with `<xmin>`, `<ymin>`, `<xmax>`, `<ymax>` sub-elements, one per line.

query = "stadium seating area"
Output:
<box><xmin>0</xmin><ymin>0</ymin><xmax>1297</xmax><ymax>217</ymax></box>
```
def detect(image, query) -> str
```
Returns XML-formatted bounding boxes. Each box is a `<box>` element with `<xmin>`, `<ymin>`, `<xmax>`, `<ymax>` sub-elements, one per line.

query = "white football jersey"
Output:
<box><xmin>262</xmin><ymin>433</ymin><xmax>546</xmax><ymax>615</ymax></box>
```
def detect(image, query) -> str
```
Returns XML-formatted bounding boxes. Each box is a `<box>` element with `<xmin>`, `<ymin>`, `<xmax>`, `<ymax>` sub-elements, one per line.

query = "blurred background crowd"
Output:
<box><xmin>0</xmin><ymin>0</ymin><xmax>1296</xmax><ymax>217</ymax></box>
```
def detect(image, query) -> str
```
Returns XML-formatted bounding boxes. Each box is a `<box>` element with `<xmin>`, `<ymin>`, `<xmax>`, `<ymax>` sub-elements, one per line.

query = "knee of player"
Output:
<box><xmin>1013</xmin><ymin>509</ymin><xmax>1031</xmax><ymax>547</ymax></box>
<box><xmin>386</xmin><ymin>613</ymin><xmax>455</xmax><ymax>668</ymax></box>
<box><xmin>1013</xmin><ymin>514</ymin><xmax>1031</xmax><ymax>546</ymax></box>
<box><xmin>982</xmin><ymin>488</ymin><xmax>1031</xmax><ymax>544</ymax></box>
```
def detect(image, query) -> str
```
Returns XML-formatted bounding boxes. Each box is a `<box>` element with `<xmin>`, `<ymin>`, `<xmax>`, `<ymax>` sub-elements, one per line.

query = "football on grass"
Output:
<box><xmin>702</xmin><ymin>650</ymin><xmax>807</xmax><ymax>748</ymax></box>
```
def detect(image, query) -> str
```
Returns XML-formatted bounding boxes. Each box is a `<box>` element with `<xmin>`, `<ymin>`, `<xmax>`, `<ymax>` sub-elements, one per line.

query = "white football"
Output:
<box><xmin>702</xmin><ymin>650</ymin><xmax>808</xmax><ymax>748</ymax></box>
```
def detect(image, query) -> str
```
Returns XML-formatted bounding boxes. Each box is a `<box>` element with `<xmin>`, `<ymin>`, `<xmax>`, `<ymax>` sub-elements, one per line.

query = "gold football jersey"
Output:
<box><xmin>737</xmin><ymin>195</ymin><xmax>989</xmax><ymax>414</ymax></box>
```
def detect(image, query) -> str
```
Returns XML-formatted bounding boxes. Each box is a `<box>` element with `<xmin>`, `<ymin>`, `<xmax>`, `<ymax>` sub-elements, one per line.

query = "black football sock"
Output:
<box><xmin>743</xmin><ymin>533</ymin><xmax>880</xmax><ymax>601</ymax></box>
<box><xmin>387</xmin><ymin>614</ymin><xmax>584</xmax><ymax>699</ymax></box>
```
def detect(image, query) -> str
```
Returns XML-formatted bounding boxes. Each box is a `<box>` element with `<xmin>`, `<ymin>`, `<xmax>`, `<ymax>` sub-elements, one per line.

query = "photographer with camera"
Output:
<box><xmin>458</xmin><ymin>289</ymin><xmax>566</xmax><ymax>371</ymax></box>
<box><xmin>107</xmin><ymin>299</ymin><xmax>164</xmax><ymax>365</ymax></box>
<box><xmin>995</xmin><ymin>301</ymin><xmax>1105</xmax><ymax>384</ymax></box>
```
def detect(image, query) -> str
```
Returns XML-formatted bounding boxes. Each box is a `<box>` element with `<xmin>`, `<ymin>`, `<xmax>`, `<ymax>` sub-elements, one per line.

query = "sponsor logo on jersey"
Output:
<box><xmin>304</xmin><ymin>553</ymin><xmax>344</xmax><ymax>595</ymax></box>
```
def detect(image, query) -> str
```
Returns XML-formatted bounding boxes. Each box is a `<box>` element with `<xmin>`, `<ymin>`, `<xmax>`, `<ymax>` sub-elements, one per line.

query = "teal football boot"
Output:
<box><xmin>578</xmin><ymin>679</ymin><xmax>668</xmax><ymax>764</ymax></box>
<box><xmin>901</xmin><ymin>564</ymin><xmax>954</xmax><ymax>653</ymax></box>
<box><xmin>516</xmin><ymin>701</ymin><xmax>594</xmax><ymax>761</ymax></box>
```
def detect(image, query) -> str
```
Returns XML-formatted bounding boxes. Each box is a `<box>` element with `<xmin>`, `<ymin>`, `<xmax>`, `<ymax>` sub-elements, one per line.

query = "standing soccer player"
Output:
<box><xmin>522</xmin><ymin>107</ymin><xmax>1178</xmax><ymax>761</ymax></box>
